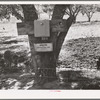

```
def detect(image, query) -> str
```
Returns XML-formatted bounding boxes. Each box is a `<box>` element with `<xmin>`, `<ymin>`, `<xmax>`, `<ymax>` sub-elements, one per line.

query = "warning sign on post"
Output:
<box><xmin>34</xmin><ymin>43</ymin><xmax>53</xmax><ymax>52</ymax></box>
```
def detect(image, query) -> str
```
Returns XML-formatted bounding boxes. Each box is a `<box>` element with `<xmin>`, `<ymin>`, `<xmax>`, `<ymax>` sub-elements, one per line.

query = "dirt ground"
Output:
<box><xmin>0</xmin><ymin>21</ymin><xmax>100</xmax><ymax>89</ymax></box>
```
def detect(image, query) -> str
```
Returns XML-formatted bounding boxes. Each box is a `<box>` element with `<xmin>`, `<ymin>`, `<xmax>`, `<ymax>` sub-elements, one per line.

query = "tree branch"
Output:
<box><xmin>12</xmin><ymin>6</ymin><xmax>24</xmax><ymax>21</ymax></box>
<box><xmin>65</xmin><ymin>11</ymin><xmax>70</xmax><ymax>16</ymax></box>
<box><xmin>55</xmin><ymin>16</ymin><xmax>74</xmax><ymax>59</ymax></box>
<box><xmin>74</xmin><ymin>5</ymin><xmax>81</xmax><ymax>17</ymax></box>
<box><xmin>51</xmin><ymin>4</ymin><xmax>74</xmax><ymax>59</ymax></box>
<box><xmin>52</xmin><ymin>5</ymin><xmax>68</xmax><ymax>19</ymax></box>
<box><xmin>21</xmin><ymin>5</ymin><xmax>38</xmax><ymax>21</ymax></box>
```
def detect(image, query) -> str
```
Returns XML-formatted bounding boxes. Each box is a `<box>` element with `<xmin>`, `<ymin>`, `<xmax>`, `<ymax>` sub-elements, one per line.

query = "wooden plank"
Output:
<box><xmin>34</xmin><ymin>43</ymin><xmax>53</xmax><ymax>52</ymax></box>
<box><xmin>17</xmin><ymin>19</ymin><xmax>67</xmax><ymax>36</ymax></box>
<box><xmin>17</xmin><ymin>22</ymin><xmax>34</xmax><ymax>35</ymax></box>
<box><xmin>51</xmin><ymin>19</ymin><xmax>67</xmax><ymax>32</ymax></box>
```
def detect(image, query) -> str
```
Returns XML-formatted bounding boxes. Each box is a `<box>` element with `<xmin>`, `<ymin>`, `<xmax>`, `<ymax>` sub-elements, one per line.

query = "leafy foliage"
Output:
<box><xmin>65</xmin><ymin>4</ymin><xmax>81</xmax><ymax>23</ymax></box>
<box><xmin>96</xmin><ymin>4</ymin><xmax>100</xmax><ymax>12</ymax></box>
<box><xmin>41</xmin><ymin>4</ymin><xmax>54</xmax><ymax>19</ymax></box>
<box><xmin>0</xmin><ymin>4</ymin><xmax>99</xmax><ymax>22</ymax></box>
<box><xmin>65</xmin><ymin>4</ymin><xmax>81</xmax><ymax>17</ymax></box>
<box><xmin>80</xmin><ymin>4</ymin><xmax>97</xmax><ymax>22</ymax></box>
<box><xmin>0</xmin><ymin>5</ymin><xmax>23</xmax><ymax>21</ymax></box>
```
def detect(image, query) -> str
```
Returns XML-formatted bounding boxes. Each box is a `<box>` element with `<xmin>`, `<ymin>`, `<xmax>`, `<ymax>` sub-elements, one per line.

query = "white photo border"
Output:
<box><xmin>0</xmin><ymin>1</ymin><xmax>100</xmax><ymax>99</ymax></box>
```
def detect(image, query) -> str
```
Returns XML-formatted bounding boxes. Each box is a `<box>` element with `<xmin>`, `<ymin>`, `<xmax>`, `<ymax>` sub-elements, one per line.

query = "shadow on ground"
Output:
<box><xmin>57</xmin><ymin>70</ymin><xmax>100</xmax><ymax>89</ymax></box>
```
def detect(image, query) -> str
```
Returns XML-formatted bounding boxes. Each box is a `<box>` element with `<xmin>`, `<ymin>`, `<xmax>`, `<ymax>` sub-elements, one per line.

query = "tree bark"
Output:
<box><xmin>73</xmin><ymin>16</ymin><xmax>76</xmax><ymax>23</ymax></box>
<box><xmin>52</xmin><ymin>5</ymin><xmax>74</xmax><ymax>59</ymax></box>
<box><xmin>21</xmin><ymin>5</ymin><xmax>38</xmax><ymax>74</ymax></box>
<box><xmin>88</xmin><ymin>17</ymin><xmax>91</xmax><ymax>22</ymax></box>
<box><xmin>21</xmin><ymin>5</ymin><xmax>57</xmax><ymax>85</ymax></box>
<box><xmin>21</xmin><ymin>5</ymin><xmax>74</xmax><ymax>87</ymax></box>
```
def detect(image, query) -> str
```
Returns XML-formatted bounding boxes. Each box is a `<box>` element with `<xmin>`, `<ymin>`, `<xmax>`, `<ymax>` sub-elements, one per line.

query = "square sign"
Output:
<box><xmin>34</xmin><ymin>43</ymin><xmax>53</xmax><ymax>52</ymax></box>
<box><xmin>34</xmin><ymin>20</ymin><xmax>50</xmax><ymax>37</ymax></box>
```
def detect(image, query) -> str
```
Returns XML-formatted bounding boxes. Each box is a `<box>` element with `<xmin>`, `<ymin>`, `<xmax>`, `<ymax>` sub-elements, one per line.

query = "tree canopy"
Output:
<box><xmin>0</xmin><ymin>4</ymin><xmax>99</xmax><ymax>22</ymax></box>
<box><xmin>0</xmin><ymin>5</ymin><xmax>23</xmax><ymax>21</ymax></box>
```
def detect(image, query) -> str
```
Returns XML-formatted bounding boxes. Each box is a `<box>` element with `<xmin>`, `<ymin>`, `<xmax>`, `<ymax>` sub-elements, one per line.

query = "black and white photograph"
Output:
<box><xmin>1</xmin><ymin>1</ymin><xmax>100</xmax><ymax>91</ymax></box>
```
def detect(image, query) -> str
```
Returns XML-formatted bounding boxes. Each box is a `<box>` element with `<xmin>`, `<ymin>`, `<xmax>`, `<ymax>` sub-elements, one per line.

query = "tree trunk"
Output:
<box><xmin>21</xmin><ymin>5</ymin><xmax>74</xmax><ymax>87</ymax></box>
<box><xmin>52</xmin><ymin>5</ymin><xmax>74</xmax><ymax>59</ymax></box>
<box><xmin>21</xmin><ymin>5</ymin><xmax>38</xmax><ymax>74</ymax></box>
<box><xmin>73</xmin><ymin>16</ymin><xmax>76</xmax><ymax>23</ymax></box>
<box><xmin>21</xmin><ymin>5</ymin><xmax>57</xmax><ymax>85</ymax></box>
<box><xmin>88</xmin><ymin>17</ymin><xmax>91</xmax><ymax>22</ymax></box>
